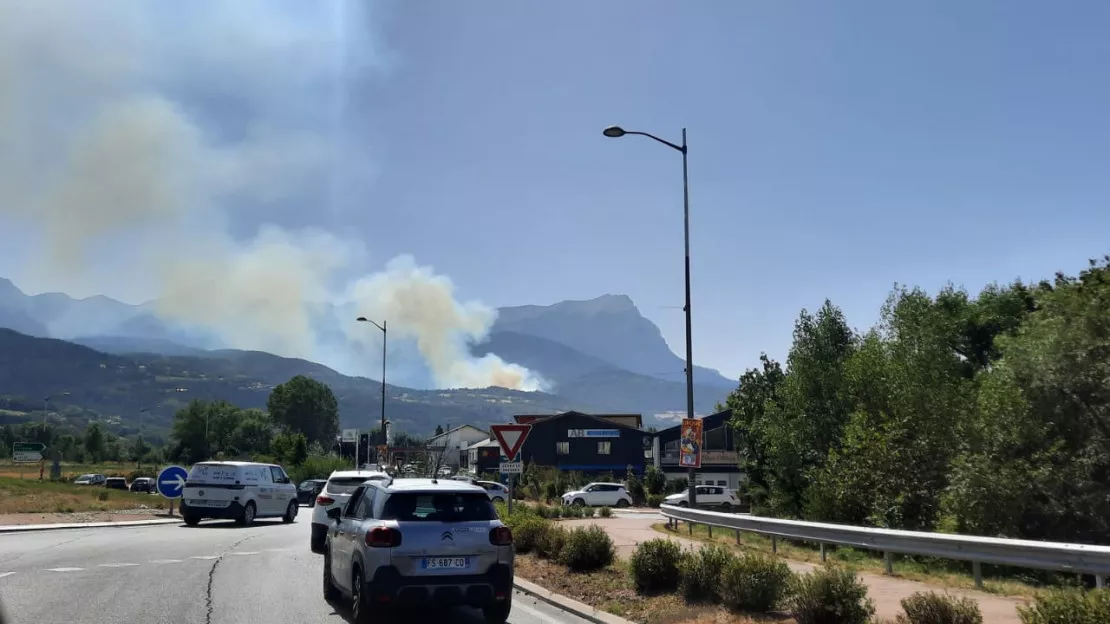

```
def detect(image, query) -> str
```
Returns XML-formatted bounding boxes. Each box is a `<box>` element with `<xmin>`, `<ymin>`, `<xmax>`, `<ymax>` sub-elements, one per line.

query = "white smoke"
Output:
<box><xmin>0</xmin><ymin>1</ymin><xmax>544</xmax><ymax>391</ymax></box>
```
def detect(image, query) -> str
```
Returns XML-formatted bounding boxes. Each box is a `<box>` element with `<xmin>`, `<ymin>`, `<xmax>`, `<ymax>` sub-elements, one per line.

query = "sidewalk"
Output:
<box><xmin>561</xmin><ymin>517</ymin><xmax>1027</xmax><ymax>624</ymax></box>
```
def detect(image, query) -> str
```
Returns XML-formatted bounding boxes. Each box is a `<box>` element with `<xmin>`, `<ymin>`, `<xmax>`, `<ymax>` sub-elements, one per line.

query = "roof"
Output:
<box><xmin>656</xmin><ymin>409</ymin><xmax>734</xmax><ymax>441</ymax></box>
<box><xmin>426</xmin><ymin>424</ymin><xmax>489</xmax><ymax>443</ymax></box>
<box><xmin>328</xmin><ymin>470</ymin><xmax>390</xmax><ymax>480</ymax></box>
<box><xmin>467</xmin><ymin>438</ymin><xmax>501</xmax><ymax>448</ymax></box>
<box><xmin>382</xmin><ymin>478</ymin><xmax>486</xmax><ymax>494</ymax></box>
<box><xmin>193</xmin><ymin>461</ymin><xmax>278</xmax><ymax>468</ymax></box>
<box><xmin>512</xmin><ymin>410</ymin><xmax>647</xmax><ymax>432</ymax></box>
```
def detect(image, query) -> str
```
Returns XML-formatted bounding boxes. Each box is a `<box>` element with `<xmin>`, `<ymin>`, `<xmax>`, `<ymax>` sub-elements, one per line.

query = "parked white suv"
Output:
<box><xmin>562</xmin><ymin>483</ymin><xmax>632</xmax><ymax>508</ymax></box>
<box><xmin>311</xmin><ymin>469</ymin><xmax>391</xmax><ymax>553</ymax></box>
<box><xmin>664</xmin><ymin>485</ymin><xmax>740</xmax><ymax>510</ymax></box>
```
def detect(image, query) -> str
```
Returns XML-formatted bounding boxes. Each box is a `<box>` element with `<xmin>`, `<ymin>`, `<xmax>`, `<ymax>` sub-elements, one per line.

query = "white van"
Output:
<box><xmin>180</xmin><ymin>461</ymin><xmax>298</xmax><ymax>527</ymax></box>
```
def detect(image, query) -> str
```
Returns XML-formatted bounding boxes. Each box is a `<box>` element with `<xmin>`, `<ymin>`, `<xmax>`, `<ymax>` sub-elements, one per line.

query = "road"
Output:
<box><xmin>0</xmin><ymin>511</ymin><xmax>593</xmax><ymax>624</ymax></box>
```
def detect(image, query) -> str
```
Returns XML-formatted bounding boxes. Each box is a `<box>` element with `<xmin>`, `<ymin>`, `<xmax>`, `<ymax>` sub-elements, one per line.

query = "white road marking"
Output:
<box><xmin>149</xmin><ymin>559</ymin><xmax>183</xmax><ymax>564</ymax></box>
<box><xmin>0</xmin><ymin>572</ymin><xmax>16</xmax><ymax>579</ymax></box>
<box><xmin>262</xmin><ymin>547</ymin><xmax>289</xmax><ymax>552</ymax></box>
<box><xmin>46</xmin><ymin>567</ymin><xmax>84</xmax><ymax>572</ymax></box>
<box><xmin>190</xmin><ymin>556</ymin><xmax>220</xmax><ymax>560</ymax></box>
<box><xmin>98</xmin><ymin>563</ymin><xmax>140</xmax><ymax>568</ymax></box>
<box><xmin>228</xmin><ymin>551</ymin><xmax>259</xmax><ymax>556</ymax></box>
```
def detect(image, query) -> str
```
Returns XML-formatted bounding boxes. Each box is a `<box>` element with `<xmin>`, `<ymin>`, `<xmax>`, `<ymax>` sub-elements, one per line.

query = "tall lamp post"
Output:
<box><xmin>356</xmin><ymin>317</ymin><xmax>388</xmax><ymax>465</ymax></box>
<box><xmin>603</xmin><ymin>125</ymin><xmax>698</xmax><ymax>509</ymax></box>
<box><xmin>42</xmin><ymin>392</ymin><xmax>69</xmax><ymax>437</ymax></box>
<box><xmin>137</xmin><ymin>407</ymin><xmax>150</xmax><ymax>471</ymax></box>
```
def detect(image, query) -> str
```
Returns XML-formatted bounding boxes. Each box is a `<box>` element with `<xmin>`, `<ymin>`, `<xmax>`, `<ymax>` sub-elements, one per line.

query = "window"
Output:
<box><xmin>597</xmin><ymin>441</ymin><xmax>611</xmax><ymax>455</ymax></box>
<box><xmin>327</xmin><ymin>476</ymin><xmax>383</xmax><ymax>495</ymax></box>
<box><xmin>381</xmin><ymin>492</ymin><xmax>496</xmax><ymax>522</ymax></box>
<box><xmin>556</xmin><ymin>442</ymin><xmax>569</xmax><ymax>455</ymax></box>
<box><xmin>355</xmin><ymin>488</ymin><xmax>376</xmax><ymax>518</ymax></box>
<box><xmin>269</xmin><ymin>466</ymin><xmax>289</xmax><ymax>484</ymax></box>
<box><xmin>343</xmin><ymin>487</ymin><xmax>365</xmax><ymax>517</ymax></box>
<box><xmin>644</xmin><ymin>448</ymin><xmax>653</xmax><ymax>459</ymax></box>
<box><xmin>716</xmin><ymin>480</ymin><xmax>727</xmax><ymax>486</ymax></box>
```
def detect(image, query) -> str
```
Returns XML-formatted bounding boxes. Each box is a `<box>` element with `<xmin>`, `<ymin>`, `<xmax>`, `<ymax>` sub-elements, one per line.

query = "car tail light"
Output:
<box><xmin>366</xmin><ymin>527</ymin><xmax>402</xmax><ymax>548</ymax></box>
<box><xmin>316</xmin><ymin>495</ymin><xmax>335</xmax><ymax>506</ymax></box>
<box><xmin>490</xmin><ymin>526</ymin><xmax>513</xmax><ymax>546</ymax></box>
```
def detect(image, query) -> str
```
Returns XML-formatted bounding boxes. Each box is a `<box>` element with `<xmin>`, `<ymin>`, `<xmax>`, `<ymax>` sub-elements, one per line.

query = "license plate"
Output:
<box><xmin>188</xmin><ymin>499</ymin><xmax>210</xmax><ymax>506</ymax></box>
<box><xmin>420</xmin><ymin>557</ymin><xmax>469</xmax><ymax>570</ymax></box>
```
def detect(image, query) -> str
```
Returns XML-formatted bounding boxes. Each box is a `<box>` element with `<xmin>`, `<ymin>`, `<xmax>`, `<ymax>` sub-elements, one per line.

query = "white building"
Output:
<box><xmin>426</xmin><ymin>425</ymin><xmax>490</xmax><ymax>468</ymax></box>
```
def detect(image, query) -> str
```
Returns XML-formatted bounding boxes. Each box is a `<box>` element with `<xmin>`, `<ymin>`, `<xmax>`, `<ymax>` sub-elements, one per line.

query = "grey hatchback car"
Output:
<box><xmin>321</xmin><ymin>478</ymin><xmax>514</xmax><ymax>623</ymax></box>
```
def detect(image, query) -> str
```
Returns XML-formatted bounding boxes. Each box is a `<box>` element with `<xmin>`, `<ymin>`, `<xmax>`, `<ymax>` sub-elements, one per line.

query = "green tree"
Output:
<box><xmin>266</xmin><ymin>375</ymin><xmax>339</xmax><ymax>445</ymax></box>
<box><xmin>83</xmin><ymin>422</ymin><xmax>105</xmax><ymax>462</ymax></box>
<box><xmin>434</xmin><ymin>424</ymin><xmax>445</xmax><ymax>436</ymax></box>
<box><xmin>272</xmin><ymin>431</ymin><xmax>309</xmax><ymax>466</ymax></box>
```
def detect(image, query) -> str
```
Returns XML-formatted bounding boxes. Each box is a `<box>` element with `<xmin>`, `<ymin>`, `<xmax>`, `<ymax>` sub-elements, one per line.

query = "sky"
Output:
<box><xmin>3</xmin><ymin>1</ymin><xmax>1110</xmax><ymax>382</ymax></box>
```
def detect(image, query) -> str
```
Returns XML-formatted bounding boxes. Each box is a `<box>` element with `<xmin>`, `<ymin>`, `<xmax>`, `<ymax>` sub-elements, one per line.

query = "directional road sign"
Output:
<box><xmin>499</xmin><ymin>461</ymin><xmax>523</xmax><ymax>475</ymax></box>
<box><xmin>13</xmin><ymin>442</ymin><xmax>46</xmax><ymax>463</ymax></box>
<box><xmin>157</xmin><ymin>465</ymin><xmax>188</xmax><ymax>500</ymax></box>
<box><xmin>491</xmin><ymin>424</ymin><xmax>531</xmax><ymax>462</ymax></box>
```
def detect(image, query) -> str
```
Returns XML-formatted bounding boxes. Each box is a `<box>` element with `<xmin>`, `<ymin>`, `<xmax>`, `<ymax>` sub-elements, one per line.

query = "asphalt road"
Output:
<box><xmin>0</xmin><ymin>510</ymin><xmax>593</xmax><ymax>624</ymax></box>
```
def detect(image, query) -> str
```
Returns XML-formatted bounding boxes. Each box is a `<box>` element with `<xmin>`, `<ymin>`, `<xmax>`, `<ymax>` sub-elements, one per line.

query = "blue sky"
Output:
<box><xmin>2</xmin><ymin>1</ymin><xmax>1109</xmax><ymax>383</ymax></box>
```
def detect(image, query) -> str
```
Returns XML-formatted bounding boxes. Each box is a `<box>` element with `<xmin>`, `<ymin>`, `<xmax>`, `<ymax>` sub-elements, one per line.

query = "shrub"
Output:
<box><xmin>790</xmin><ymin>564</ymin><xmax>875</xmax><ymax>624</ymax></box>
<box><xmin>680</xmin><ymin>544</ymin><xmax>735</xmax><ymax>603</ymax></box>
<box><xmin>625</xmin><ymin>470</ymin><xmax>646</xmax><ymax>505</ymax></box>
<box><xmin>629</xmin><ymin>539</ymin><xmax>685</xmax><ymax>594</ymax></box>
<box><xmin>512</xmin><ymin>516</ymin><xmax>553</xmax><ymax>554</ymax></box>
<box><xmin>543</xmin><ymin>481</ymin><xmax>559</xmax><ymax>501</ymax></box>
<box><xmin>559</xmin><ymin>525</ymin><xmax>615</xmax><ymax>572</ymax></box>
<box><xmin>537</xmin><ymin>524</ymin><xmax>568</xmax><ymax>560</ymax></box>
<box><xmin>97</xmin><ymin>491</ymin><xmax>110</xmax><ymax>501</ymax></box>
<box><xmin>719</xmin><ymin>552</ymin><xmax>795</xmax><ymax>612</ymax></box>
<box><xmin>646</xmin><ymin>494</ymin><xmax>665</xmax><ymax>508</ymax></box>
<box><xmin>1017</xmin><ymin>587</ymin><xmax>1110</xmax><ymax>624</ymax></box>
<box><xmin>897</xmin><ymin>591</ymin><xmax>982</xmax><ymax>624</ymax></box>
<box><xmin>582</xmin><ymin>506</ymin><xmax>595</xmax><ymax>518</ymax></box>
<box><xmin>599</xmin><ymin>506</ymin><xmax>612</xmax><ymax>518</ymax></box>
<box><xmin>667</xmin><ymin>477</ymin><xmax>688</xmax><ymax>495</ymax></box>
<box><xmin>644</xmin><ymin>465</ymin><xmax>667</xmax><ymax>495</ymax></box>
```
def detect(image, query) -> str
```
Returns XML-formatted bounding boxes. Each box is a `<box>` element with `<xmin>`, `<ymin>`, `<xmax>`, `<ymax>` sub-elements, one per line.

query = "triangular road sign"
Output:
<box><xmin>491</xmin><ymin>424</ymin><xmax>532</xmax><ymax>462</ymax></box>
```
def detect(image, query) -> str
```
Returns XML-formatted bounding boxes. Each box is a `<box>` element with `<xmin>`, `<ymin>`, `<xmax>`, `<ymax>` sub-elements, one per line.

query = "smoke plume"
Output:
<box><xmin>0</xmin><ymin>1</ymin><xmax>544</xmax><ymax>391</ymax></box>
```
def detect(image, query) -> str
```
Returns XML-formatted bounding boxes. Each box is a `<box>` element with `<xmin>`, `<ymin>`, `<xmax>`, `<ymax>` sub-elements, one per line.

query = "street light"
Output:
<box><xmin>356</xmin><ymin>317</ymin><xmax>388</xmax><ymax>465</ymax></box>
<box><xmin>42</xmin><ymin>392</ymin><xmax>69</xmax><ymax>435</ymax></box>
<box><xmin>603</xmin><ymin>124</ymin><xmax>699</xmax><ymax>509</ymax></box>
<box><xmin>138</xmin><ymin>407</ymin><xmax>150</xmax><ymax>471</ymax></box>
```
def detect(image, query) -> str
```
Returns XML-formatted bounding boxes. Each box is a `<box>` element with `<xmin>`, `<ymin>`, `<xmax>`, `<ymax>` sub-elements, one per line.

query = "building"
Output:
<box><xmin>509</xmin><ymin>411</ymin><xmax>654</xmax><ymax>475</ymax></box>
<box><xmin>655</xmin><ymin>409</ymin><xmax>745</xmax><ymax>489</ymax></box>
<box><xmin>425</xmin><ymin>425</ymin><xmax>490</xmax><ymax>468</ymax></box>
<box><xmin>464</xmin><ymin>438</ymin><xmax>502</xmax><ymax>474</ymax></box>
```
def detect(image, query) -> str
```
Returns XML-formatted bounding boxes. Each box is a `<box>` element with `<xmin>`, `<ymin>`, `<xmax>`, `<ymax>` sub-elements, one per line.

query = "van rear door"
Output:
<box><xmin>183</xmin><ymin>463</ymin><xmax>244</xmax><ymax>511</ymax></box>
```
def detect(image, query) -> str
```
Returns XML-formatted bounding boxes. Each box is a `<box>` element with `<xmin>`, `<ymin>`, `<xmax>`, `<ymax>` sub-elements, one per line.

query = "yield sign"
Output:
<box><xmin>490</xmin><ymin>424</ymin><xmax>531</xmax><ymax>462</ymax></box>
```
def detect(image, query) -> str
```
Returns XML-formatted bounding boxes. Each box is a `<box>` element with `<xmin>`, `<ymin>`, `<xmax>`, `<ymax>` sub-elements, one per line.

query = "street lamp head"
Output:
<box><xmin>602</xmin><ymin>126</ymin><xmax>627</xmax><ymax>138</ymax></box>
<box><xmin>356</xmin><ymin>316</ymin><xmax>368</xmax><ymax>322</ymax></box>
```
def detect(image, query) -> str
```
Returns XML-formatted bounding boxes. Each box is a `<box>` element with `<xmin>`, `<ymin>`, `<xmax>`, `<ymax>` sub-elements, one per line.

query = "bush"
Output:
<box><xmin>680</xmin><ymin>544</ymin><xmax>735</xmax><ymax>603</ymax></box>
<box><xmin>537</xmin><ymin>524</ymin><xmax>568</xmax><ymax>560</ymax></box>
<box><xmin>97</xmin><ymin>491</ymin><xmax>110</xmax><ymax>501</ymax></box>
<box><xmin>790</xmin><ymin>564</ymin><xmax>875</xmax><ymax>624</ymax></box>
<box><xmin>897</xmin><ymin>591</ymin><xmax>982</xmax><ymax>624</ymax></box>
<box><xmin>1017</xmin><ymin>587</ymin><xmax>1110</xmax><ymax>624</ymax></box>
<box><xmin>644</xmin><ymin>465</ymin><xmax>667</xmax><ymax>495</ymax></box>
<box><xmin>629</xmin><ymin>539</ymin><xmax>685</xmax><ymax>594</ymax></box>
<box><xmin>512</xmin><ymin>516</ymin><xmax>553</xmax><ymax>554</ymax></box>
<box><xmin>719</xmin><ymin>552</ymin><xmax>795</xmax><ymax>612</ymax></box>
<box><xmin>559</xmin><ymin>525</ymin><xmax>615</xmax><ymax>572</ymax></box>
<box><xmin>543</xmin><ymin>481</ymin><xmax>559</xmax><ymax>501</ymax></box>
<box><xmin>646</xmin><ymin>494</ymin><xmax>665</xmax><ymax>508</ymax></box>
<box><xmin>667</xmin><ymin>477</ymin><xmax>688</xmax><ymax>495</ymax></box>
<box><xmin>599</xmin><ymin>506</ymin><xmax>612</xmax><ymax>518</ymax></box>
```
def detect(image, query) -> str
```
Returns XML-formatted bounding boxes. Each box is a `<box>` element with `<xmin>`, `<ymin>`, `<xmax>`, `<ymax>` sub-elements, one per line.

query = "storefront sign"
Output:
<box><xmin>567</xmin><ymin>429</ymin><xmax>620</xmax><ymax>438</ymax></box>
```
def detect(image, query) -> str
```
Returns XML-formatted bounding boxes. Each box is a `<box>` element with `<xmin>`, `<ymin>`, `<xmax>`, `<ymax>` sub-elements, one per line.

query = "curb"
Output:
<box><xmin>0</xmin><ymin>518</ymin><xmax>181</xmax><ymax>534</ymax></box>
<box><xmin>513</xmin><ymin>577</ymin><xmax>635</xmax><ymax>624</ymax></box>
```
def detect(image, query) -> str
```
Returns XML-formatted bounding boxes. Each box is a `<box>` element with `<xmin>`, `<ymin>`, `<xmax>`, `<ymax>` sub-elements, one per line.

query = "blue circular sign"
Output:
<box><xmin>157</xmin><ymin>465</ymin><xmax>188</xmax><ymax>500</ymax></box>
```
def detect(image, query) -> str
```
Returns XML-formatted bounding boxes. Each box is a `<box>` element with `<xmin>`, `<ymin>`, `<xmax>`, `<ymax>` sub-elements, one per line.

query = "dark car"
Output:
<box><xmin>105</xmin><ymin>477</ymin><xmax>127</xmax><ymax>491</ymax></box>
<box><xmin>297</xmin><ymin>479</ymin><xmax>328</xmax><ymax>506</ymax></box>
<box><xmin>129</xmin><ymin>477</ymin><xmax>155</xmax><ymax>493</ymax></box>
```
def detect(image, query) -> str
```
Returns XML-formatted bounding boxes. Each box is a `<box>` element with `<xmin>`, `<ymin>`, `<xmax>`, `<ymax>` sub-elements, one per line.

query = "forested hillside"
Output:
<box><xmin>727</xmin><ymin>256</ymin><xmax>1110</xmax><ymax>545</ymax></box>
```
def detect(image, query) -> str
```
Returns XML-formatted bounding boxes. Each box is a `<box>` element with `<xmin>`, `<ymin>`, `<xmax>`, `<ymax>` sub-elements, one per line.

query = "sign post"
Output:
<box><xmin>157</xmin><ymin>465</ymin><xmax>188</xmax><ymax>517</ymax></box>
<box><xmin>491</xmin><ymin>424</ymin><xmax>531</xmax><ymax>515</ymax></box>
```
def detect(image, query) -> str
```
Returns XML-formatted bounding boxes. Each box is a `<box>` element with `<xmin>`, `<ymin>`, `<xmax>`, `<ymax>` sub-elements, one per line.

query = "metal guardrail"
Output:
<box><xmin>661</xmin><ymin>504</ymin><xmax>1110</xmax><ymax>589</ymax></box>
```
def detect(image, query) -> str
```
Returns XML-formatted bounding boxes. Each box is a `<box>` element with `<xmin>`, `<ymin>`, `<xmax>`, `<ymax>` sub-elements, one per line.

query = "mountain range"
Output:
<box><xmin>0</xmin><ymin>277</ymin><xmax>735</xmax><ymax>437</ymax></box>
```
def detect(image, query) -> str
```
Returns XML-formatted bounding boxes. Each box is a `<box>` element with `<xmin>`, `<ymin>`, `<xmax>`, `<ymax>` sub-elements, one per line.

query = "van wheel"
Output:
<box><xmin>678</xmin><ymin>501</ymin><xmax>689</xmax><ymax>507</ymax></box>
<box><xmin>616</xmin><ymin>499</ymin><xmax>630</xmax><ymax>508</ymax></box>
<box><xmin>238</xmin><ymin>501</ymin><xmax>256</xmax><ymax>526</ymax></box>
<box><xmin>183</xmin><ymin>514</ymin><xmax>200</xmax><ymax>527</ymax></box>
<box><xmin>283</xmin><ymin>501</ymin><xmax>298</xmax><ymax>523</ymax></box>
<box><xmin>720</xmin><ymin>502</ymin><xmax>733</xmax><ymax>512</ymax></box>
<box><xmin>483</xmin><ymin>595</ymin><xmax>512</xmax><ymax>624</ymax></box>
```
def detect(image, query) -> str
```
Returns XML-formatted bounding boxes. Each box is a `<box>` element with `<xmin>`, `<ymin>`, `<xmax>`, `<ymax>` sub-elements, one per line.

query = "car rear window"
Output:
<box><xmin>327</xmin><ymin>476</ymin><xmax>385</xmax><ymax>495</ymax></box>
<box><xmin>381</xmin><ymin>492</ymin><xmax>496</xmax><ymax>522</ymax></box>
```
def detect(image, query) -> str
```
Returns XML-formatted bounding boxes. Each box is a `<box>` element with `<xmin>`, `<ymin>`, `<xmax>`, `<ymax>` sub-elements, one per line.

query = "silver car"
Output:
<box><xmin>321</xmin><ymin>478</ymin><xmax>514</xmax><ymax>623</ymax></box>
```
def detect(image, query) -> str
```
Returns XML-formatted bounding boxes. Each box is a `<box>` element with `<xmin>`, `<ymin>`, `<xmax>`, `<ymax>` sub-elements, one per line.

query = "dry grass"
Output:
<box><xmin>653</xmin><ymin>522</ymin><xmax>1044</xmax><ymax>599</ymax></box>
<box><xmin>0</xmin><ymin>476</ymin><xmax>167</xmax><ymax>514</ymax></box>
<box><xmin>0</xmin><ymin>461</ymin><xmax>154</xmax><ymax>480</ymax></box>
<box><xmin>515</xmin><ymin>554</ymin><xmax>791</xmax><ymax>624</ymax></box>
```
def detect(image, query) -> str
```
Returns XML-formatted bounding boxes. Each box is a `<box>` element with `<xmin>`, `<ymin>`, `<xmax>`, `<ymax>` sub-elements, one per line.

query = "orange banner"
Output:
<box><xmin>679</xmin><ymin>418</ymin><xmax>703</xmax><ymax>468</ymax></box>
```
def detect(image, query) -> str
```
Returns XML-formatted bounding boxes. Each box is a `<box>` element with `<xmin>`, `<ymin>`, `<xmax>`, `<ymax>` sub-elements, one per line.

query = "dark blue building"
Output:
<box><xmin>655</xmin><ymin>409</ymin><xmax>745</xmax><ymax>489</ymax></box>
<box><xmin>510</xmin><ymin>411</ymin><xmax>653</xmax><ymax>475</ymax></box>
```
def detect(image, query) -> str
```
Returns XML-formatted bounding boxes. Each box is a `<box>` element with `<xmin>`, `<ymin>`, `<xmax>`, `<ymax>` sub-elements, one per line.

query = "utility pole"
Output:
<box><xmin>356</xmin><ymin>317</ymin><xmax>388</xmax><ymax>465</ymax></box>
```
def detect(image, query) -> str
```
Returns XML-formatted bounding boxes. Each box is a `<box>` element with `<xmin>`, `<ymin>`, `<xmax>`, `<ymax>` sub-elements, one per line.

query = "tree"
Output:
<box><xmin>434</xmin><ymin>424</ymin><xmax>445</xmax><ymax>437</ymax></box>
<box><xmin>266</xmin><ymin>375</ymin><xmax>339</xmax><ymax>445</ymax></box>
<box><xmin>83</xmin><ymin>422</ymin><xmax>105</xmax><ymax>462</ymax></box>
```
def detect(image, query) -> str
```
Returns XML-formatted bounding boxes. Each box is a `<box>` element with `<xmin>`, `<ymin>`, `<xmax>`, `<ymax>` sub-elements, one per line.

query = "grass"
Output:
<box><xmin>515</xmin><ymin>553</ymin><xmax>787</xmax><ymax>624</ymax></box>
<box><xmin>0</xmin><ymin>476</ymin><xmax>167</xmax><ymax>514</ymax></box>
<box><xmin>0</xmin><ymin>461</ymin><xmax>158</xmax><ymax>481</ymax></box>
<box><xmin>653</xmin><ymin>521</ymin><xmax>1057</xmax><ymax>599</ymax></box>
